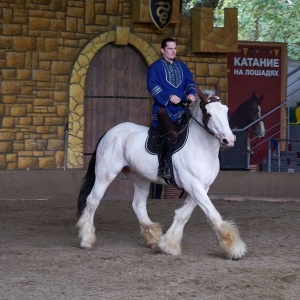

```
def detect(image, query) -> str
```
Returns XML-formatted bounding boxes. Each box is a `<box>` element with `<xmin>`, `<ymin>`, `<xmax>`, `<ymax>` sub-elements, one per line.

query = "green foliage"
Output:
<box><xmin>181</xmin><ymin>0</ymin><xmax>220</xmax><ymax>13</ymax></box>
<box><xmin>183</xmin><ymin>0</ymin><xmax>300</xmax><ymax>60</ymax></box>
<box><xmin>195</xmin><ymin>0</ymin><xmax>220</xmax><ymax>7</ymax></box>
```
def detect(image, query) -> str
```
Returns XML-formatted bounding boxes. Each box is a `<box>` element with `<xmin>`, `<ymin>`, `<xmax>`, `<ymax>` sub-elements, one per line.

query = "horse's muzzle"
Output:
<box><xmin>220</xmin><ymin>135</ymin><xmax>235</xmax><ymax>147</ymax></box>
<box><xmin>221</xmin><ymin>139</ymin><xmax>229</xmax><ymax>145</ymax></box>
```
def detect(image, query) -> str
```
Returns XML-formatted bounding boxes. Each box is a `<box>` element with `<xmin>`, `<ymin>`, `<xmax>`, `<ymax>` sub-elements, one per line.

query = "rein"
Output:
<box><xmin>178</xmin><ymin>97</ymin><xmax>222</xmax><ymax>199</ymax></box>
<box><xmin>191</xmin><ymin>114</ymin><xmax>216</xmax><ymax>137</ymax></box>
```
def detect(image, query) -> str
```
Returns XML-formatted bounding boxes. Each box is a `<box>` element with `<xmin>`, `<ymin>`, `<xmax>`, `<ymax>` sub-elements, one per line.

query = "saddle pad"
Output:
<box><xmin>145</xmin><ymin>125</ymin><xmax>189</xmax><ymax>155</ymax></box>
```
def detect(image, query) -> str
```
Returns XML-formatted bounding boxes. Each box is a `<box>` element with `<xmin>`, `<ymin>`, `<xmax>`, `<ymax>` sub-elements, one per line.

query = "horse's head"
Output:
<box><xmin>248</xmin><ymin>92</ymin><xmax>265</xmax><ymax>138</ymax></box>
<box><xmin>196</xmin><ymin>82</ymin><xmax>236</xmax><ymax>147</ymax></box>
<box><xmin>229</xmin><ymin>91</ymin><xmax>265</xmax><ymax>138</ymax></box>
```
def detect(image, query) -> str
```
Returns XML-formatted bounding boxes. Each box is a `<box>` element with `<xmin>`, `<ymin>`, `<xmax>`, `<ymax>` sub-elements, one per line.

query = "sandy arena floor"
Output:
<box><xmin>0</xmin><ymin>196</ymin><xmax>299</xmax><ymax>300</ymax></box>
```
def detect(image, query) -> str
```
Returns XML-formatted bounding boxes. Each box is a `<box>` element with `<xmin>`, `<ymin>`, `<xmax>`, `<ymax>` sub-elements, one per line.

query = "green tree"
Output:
<box><xmin>181</xmin><ymin>0</ymin><xmax>220</xmax><ymax>12</ymax></box>
<box><xmin>183</xmin><ymin>0</ymin><xmax>300</xmax><ymax>60</ymax></box>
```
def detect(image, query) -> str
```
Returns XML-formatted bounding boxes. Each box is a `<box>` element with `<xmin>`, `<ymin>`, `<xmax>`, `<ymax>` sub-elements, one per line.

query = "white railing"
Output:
<box><xmin>267</xmin><ymin>138</ymin><xmax>300</xmax><ymax>172</ymax></box>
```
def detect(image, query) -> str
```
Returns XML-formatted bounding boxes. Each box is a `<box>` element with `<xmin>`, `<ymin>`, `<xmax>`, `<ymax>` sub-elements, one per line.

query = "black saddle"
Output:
<box><xmin>145</xmin><ymin>118</ymin><xmax>189</xmax><ymax>189</ymax></box>
<box><xmin>145</xmin><ymin>125</ymin><xmax>189</xmax><ymax>156</ymax></box>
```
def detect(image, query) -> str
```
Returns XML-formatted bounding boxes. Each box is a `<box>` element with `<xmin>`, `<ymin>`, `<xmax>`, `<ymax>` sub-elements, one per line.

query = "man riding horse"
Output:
<box><xmin>147</xmin><ymin>38</ymin><xmax>196</xmax><ymax>180</ymax></box>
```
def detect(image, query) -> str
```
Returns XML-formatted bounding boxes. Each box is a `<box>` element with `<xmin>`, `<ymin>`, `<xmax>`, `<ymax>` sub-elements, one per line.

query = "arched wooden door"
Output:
<box><xmin>84</xmin><ymin>43</ymin><xmax>151</xmax><ymax>200</ymax></box>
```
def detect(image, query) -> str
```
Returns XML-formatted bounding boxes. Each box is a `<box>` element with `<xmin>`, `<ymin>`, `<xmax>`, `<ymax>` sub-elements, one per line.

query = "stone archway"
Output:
<box><xmin>67</xmin><ymin>27</ymin><xmax>158</xmax><ymax>168</ymax></box>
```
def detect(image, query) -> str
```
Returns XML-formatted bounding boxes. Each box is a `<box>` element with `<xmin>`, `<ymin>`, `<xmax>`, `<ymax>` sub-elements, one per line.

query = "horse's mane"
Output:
<box><xmin>229</xmin><ymin>92</ymin><xmax>264</xmax><ymax>129</ymax></box>
<box><xmin>231</xmin><ymin>92</ymin><xmax>263</xmax><ymax>118</ymax></box>
<box><xmin>231</xmin><ymin>99</ymin><xmax>251</xmax><ymax>116</ymax></box>
<box><xmin>229</xmin><ymin>101</ymin><xmax>248</xmax><ymax>127</ymax></box>
<box><xmin>202</xmin><ymin>90</ymin><xmax>217</xmax><ymax>97</ymax></box>
<box><xmin>191</xmin><ymin>89</ymin><xmax>216</xmax><ymax>117</ymax></box>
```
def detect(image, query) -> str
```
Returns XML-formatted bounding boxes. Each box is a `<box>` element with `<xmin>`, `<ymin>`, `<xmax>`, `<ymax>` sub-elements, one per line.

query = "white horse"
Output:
<box><xmin>77</xmin><ymin>83</ymin><xmax>247</xmax><ymax>260</ymax></box>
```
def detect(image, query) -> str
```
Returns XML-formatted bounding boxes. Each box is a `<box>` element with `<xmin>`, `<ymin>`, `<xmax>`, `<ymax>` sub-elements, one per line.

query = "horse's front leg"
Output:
<box><xmin>191</xmin><ymin>185</ymin><xmax>247</xmax><ymax>260</ymax></box>
<box><xmin>158</xmin><ymin>196</ymin><xmax>197</xmax><ymax>255</ymax></box>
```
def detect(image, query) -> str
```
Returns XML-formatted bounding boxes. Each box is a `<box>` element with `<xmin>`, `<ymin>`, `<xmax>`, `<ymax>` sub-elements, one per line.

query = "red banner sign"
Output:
<box><xmin>227</xmin><ymin>42</ymin><xmax>287</xmax><ymax>165</ymax></box>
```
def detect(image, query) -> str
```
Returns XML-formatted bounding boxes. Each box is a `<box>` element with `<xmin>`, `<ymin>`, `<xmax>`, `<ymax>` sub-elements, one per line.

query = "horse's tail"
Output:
<box><xmin>77</xmin><ymin>137</ymin><xmax>103</xmax><ymax>218</ymax></box>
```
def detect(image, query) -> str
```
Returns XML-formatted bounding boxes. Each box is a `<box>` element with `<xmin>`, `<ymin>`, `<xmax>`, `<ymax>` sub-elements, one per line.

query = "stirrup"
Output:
<box><xmin>158</xmin><ymin>166</ymin><xmax>171</xmax><ymax>180</ymax></box>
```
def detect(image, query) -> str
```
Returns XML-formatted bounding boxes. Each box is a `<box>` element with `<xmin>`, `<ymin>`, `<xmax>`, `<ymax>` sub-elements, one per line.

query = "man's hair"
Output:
<box><xmin>161</xmin><ymin>38</ymin><xmax>176</xmax><ymax>49</ymax></box>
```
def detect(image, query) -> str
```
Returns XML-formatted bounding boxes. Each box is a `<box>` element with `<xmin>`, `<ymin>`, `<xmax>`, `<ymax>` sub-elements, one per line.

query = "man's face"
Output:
<box><xmin>161</xmin><ymin>41</ymin><xmax>177</xmax><ymax>62</ymax></box>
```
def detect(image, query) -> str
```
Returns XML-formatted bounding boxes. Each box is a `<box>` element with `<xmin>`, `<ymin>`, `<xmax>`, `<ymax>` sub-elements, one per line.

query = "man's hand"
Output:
<box><xmin>187</xmin><ymin>94</ymin><xmax>196</xmax><ymax>102</ymax></box>
<box><xmin>170</xmin><ymin>95</ymin><xmax>181</xmax><ymax>104</ymax></box>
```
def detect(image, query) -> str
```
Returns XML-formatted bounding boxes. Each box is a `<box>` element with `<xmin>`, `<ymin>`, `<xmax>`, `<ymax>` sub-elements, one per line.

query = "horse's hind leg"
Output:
<box><xmin>77</xmin><ymin>162</ymin><xmax>123</xmax><ymax>249</ymax></box>
<box><xmin>127</xmin><ymin>173</ymin><xmax>163</xmax><ymax>248</ymax></box>
<box><xmin>158</xmin><ymin>196</ymin><xmax>197</xmax><ymax>255</ymax></box>
<box><xmin>77</xmin><ymin>179</ymin><xmax>111</xmax><ymax>249</ymax></box>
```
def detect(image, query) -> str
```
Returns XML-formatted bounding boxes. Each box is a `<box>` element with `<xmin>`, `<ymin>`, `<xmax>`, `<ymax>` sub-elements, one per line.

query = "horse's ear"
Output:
<box><xmin>215</xmin><ymin>81</ymin><xmax>221</xmax><ymax>96</ymax></box>
<box><xmin>258</xmin><ymin>94</ymin><xmax>264</xmax><ymax>104</ymax></box>
<box><xmin>196</xmin><ymin>86</ymin><xmax>207</xmax><ymax>102</ymax></box>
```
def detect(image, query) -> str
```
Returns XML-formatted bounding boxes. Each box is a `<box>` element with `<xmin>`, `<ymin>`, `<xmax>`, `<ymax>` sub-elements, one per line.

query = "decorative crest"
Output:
<box><xmin>149</xmin><ymin>1</ymin><xmax>173</xmax><ymax>30</ymax></box>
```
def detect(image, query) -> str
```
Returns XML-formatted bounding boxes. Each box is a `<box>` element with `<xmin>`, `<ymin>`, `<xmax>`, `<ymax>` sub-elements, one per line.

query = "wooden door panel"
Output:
<box><xmin>84</xmin><ymin>44</ymin><xmax>151</xmax><ymax>200</ymax></box>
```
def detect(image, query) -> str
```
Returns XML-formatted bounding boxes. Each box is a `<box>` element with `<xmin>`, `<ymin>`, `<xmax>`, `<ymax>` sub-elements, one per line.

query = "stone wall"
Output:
<box><xmin>0</xmin><ymin>0</ymin><xmax>237</xmax><ymax>170</ymax></box>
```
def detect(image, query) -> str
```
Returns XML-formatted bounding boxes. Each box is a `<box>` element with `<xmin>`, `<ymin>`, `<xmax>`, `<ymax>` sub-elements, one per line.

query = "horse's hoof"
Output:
<box><xmin>158</xmin><ymin>237</ymin><xmax>182</xmax><ymax>256</ymax></box>
<box><xmin>147</xmin><ymin>242</ymin><xmax>158</xmax><ymax>249</ymax></box>
<box><xmin>232</xmin><ymin>256</ymin><xmax>241</xmax><ymax>261</ymax></box>
<box><xmin>80</xmin><ymin>242</ymin><xmax>93</xmax><ymax>249</ymax></box>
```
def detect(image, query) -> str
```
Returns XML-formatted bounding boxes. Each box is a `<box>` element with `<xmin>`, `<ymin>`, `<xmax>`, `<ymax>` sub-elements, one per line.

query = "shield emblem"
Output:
<box><xmin>149</xmin><ymin>0</ymin><xmax>173</xmax><ymax>30</ymax></box>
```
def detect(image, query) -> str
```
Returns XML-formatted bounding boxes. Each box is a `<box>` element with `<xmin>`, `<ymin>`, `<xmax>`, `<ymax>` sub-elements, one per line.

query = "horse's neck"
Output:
<box><xmin>230</xmin><ymin>104</ymin><xmax>251</xmax><ymax>128</ymax></box>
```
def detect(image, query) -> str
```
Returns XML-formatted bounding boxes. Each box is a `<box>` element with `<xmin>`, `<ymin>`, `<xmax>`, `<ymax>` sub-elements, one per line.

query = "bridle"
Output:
<box><xmin>178</xmin><ymin>95</ymin><xmax>224</xmax><ymax>199</ymax></box>
<box><xmin>191</xmin><ymin>95</ymin><xmax>222</xmax><ymax>138</ymax></box>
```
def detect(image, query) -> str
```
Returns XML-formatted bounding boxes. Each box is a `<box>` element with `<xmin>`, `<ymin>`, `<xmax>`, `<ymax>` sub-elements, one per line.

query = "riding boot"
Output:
<box><xmin>157</xmin><ymin>137</ymin><xmax>172</xmax><ymax>180</ymax></box>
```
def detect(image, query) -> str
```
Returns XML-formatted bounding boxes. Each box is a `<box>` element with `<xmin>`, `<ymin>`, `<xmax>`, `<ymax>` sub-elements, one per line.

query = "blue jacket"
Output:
<box><xmin>147</xmin><ymin>58</ymin><xmax>196</xmax><ymax>127</ymax></box>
